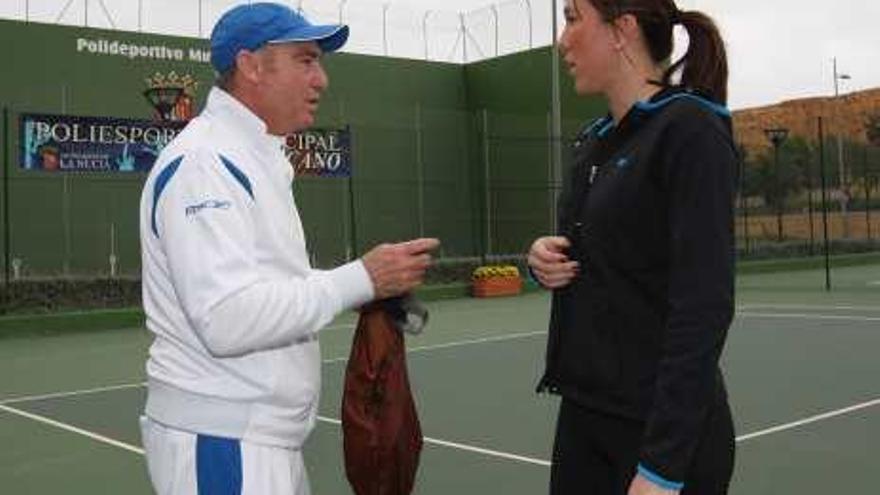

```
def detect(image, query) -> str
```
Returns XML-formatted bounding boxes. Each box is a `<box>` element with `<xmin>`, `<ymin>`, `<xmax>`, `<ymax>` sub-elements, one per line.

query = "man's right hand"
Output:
<box><xmin>361</xmin><ymin>238</ymin><xmax>441</xmax><ymax>300</ymax></box>
<box><xmin>527</xmin><ymin>236</ymin><xmax>579</xmax><ymax>289</ymax></box>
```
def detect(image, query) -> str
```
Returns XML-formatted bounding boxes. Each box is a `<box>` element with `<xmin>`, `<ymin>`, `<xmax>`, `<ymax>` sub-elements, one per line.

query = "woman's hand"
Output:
<box><xmin>527</xmin><ymin>236</ymin><xmax>579</xmax><ymax>289</ymax></box>
<box><xmin>627</xmin><ymin>473</ymin><xmax>680</xmax><ymax>495</ymax></box>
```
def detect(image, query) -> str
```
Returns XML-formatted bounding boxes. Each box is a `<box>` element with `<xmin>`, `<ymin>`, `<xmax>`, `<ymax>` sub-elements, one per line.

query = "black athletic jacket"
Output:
<box><xmin>537</xmin><ymin>87</ymin><xmax>737</xmax><ymax>487</ymax></box>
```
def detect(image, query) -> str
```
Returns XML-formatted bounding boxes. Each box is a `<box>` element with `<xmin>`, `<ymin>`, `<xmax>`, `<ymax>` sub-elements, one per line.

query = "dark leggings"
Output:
<box><xmin>550</xmin><ymin>399</ymin><xmax>734</xmax><ymax>494</ymax></box>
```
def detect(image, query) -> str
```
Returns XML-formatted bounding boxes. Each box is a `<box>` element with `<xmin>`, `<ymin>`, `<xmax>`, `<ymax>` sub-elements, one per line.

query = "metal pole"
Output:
<box><xmin>337</xmin><ymin>100</ymin><xmax>352</xmax><ymax>261</ymax></box>
<box><xmin>55</xmin><ymin>0</ymin><xmax>76</xmax><ymax>23</ymax></box>
<box><xmin>3</xmin><ymin>107</ymin><xmax>10</xmax><ymax>295</ymax></box>
<box><xmin>198</xmin><ymin>0</ymin><xmax>202</xmax><ymax>37</ymax></box>
<box><xmin>459</xmin><ymin>13</ymin><xmax>467</xmax><ymax>63</ymax></box>
<box><xmin>85</xmin><ymin>0</ymin><xmax>89</xmax><ymax>27</ymax></box>
<box><xmin>491</xmin><ymin>5</ymin><xmax>499</xmax><ymax>57</ymax></box>
<box><xmin>833</xmin><ymin>57</ymin><xmax>850</xmax><ymax>238</ymax></box>
<box><xmin>415</xmin><ymin>104</ymin><xmax>425</xmax><ymax>237</ymax></box>
<box><xmin>524</xmin><ymin>0</ymin><xmax>533</xmax><ymax>48</ymax></box>
<box><xmin>865</xmin><ymin>147</ymin><xmax>871</xmax><ymax>241</ymax></box>
<box><xmin>382</xmin><ymin>3</ymin><xmax>389</xmax><ymax>56</ymax></box>
<box><xmin>61</xmin><ymin>85</ymin><xmax>71</xmax><ymax>277</ymax></box>
<box><xmin>109</xmin><ymin>222</ymin><xmax>117</xmax><ymax>278</ymax></box>
<box><xmin>774</xmin><ymin>143</ymin><xmax>783</xmax><ymax>241</ymax></box>
<box><xmin>550</xmin><ymin>0</ymin><xmax>562</xmax><ymax>227</ymax></box>
<box><xmin>422</xmin><ymin>11</ymin><xmax>431</xmax><ymax>60</ymax></box>
<box><xmin>870</xmin><ymin>175</ymin><xmax>877</xmax><ymax>242</ymax></box>
<box><xmin>483</xmin><ymin>109</ymin><xmax>492</xmax><ymax>257</ymax></box>
<box><xmin>97</xmin><ymin>0</ymin><xmax>115</xmax><ymax>28</ymax></box>
<box><xmin>346</xmin><ymin>124</ymin><xmax>358</xmax><ymax>258</ymax></box>
<box><xmin>338</xmin><ymin>0</ymin><xmax>348</xmax><ymax>24</ymax></box>
<box><xmin>25</xmin><ymin>0</ymin><xmax>29</xmax><ymax>22</ymax></box>
<box><xmin>806</xmin><ymin>153</ymin><xmax>815</xmax><ymax>254</ymax></box>
<box><xmin>738</xmin><ymin>144</ymin><xmax>749</xmax><ymax>255</ymax></box>
<box><xmin>63</xmin><ymin>175</ymin><xmax>71</xmax><ymax>277</ymax></box>
<box><xmin>547</xmin><ymin>113</ymin><xmax>554</xmax><ymax>233</ymax></box>
<box><xmin>818</xmin><ymin>117</ymin><xmax>831</xmax><ymax>291</ymax></box>
<box><xmin>138</xmin><ymin>0</ymin><xmax>142</xmax><ymax>31</ymax></box>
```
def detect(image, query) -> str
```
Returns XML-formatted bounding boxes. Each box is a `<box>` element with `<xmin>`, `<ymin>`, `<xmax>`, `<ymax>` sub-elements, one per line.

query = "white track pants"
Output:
<box><xmin>140</xmin><ymin>416</ymin><xmax>310</xmax><ymax>495</ymax></box>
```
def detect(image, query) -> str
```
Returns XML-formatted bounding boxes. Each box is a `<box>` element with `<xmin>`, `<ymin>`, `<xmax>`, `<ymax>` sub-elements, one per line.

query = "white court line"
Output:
<box><xmin>0</xmin><ymin>331</ymin><xmax>545</xmax><ymax>405</ymax></box>
<box><xmin>322</xmin><ymin>322</ymin><xmax>356</xmax><ymax>332</ymax></box>
<box><xmin>0</xmin><ymin>403</ymin><xmax>145</xmax><ymax>455</ymax></box>
<box><xmin>406</xmin><ymin>331</ymin><xmax>545</xmax><ymax>353</ymax></box>
<box><xmin>3</xmin><ymin>388</ymin><xmax>880</xmax><ymax>468</ymax></box>
<box><xmin>317</xmin><ymin>416</ymin><xmax>551</xmax><ymax>467</ymax></box>
<box><xmin>2</xmin><ymin>315</ymin><xmax>878</xmax><ymax>467</ymax></box>
<box><xmin>321</xmin><ymin>330</ymin><xmax>546</xmax><ymax>364</ymax></box>
<box><xmin>0</xmin><ymin>382</ymin><xmax>147</xmax><ymax>405</ymax></box>
<box><xmin>738</xmin><ymin>303</ymin><xmax>880</xmax><ymax>312</ymax></box>
<box><xmin>735</xmin><ymin>397</ymin><xmax>880</xmax><ymax>442</ymax></box>
<box><xmin>0</xmin><ymin>400</ymin><xmax>549</xmax><ymax>467</ymax></box>
<box><xmin>5</xmin><ymin>395</ymin><xmax>879</xmax><ymax>468</ymax></box>
<box><xmin>737</xmin><ymin>312</ymin><xmax>880</xmax><ymax>323</ymax></box>
<box><xmin>0</xmin><ymin>328</ymin><xmax>550</xmax><ymax>466</ymax></box>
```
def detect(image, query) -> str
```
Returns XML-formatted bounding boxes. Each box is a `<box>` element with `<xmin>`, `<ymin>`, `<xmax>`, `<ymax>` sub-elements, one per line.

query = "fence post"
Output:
<box><xmin>482</xmin><ymin>108</ymin><xmax>492</xmax><ymax>259</ymax></box>
<box><xmin>346</xmin><ymin>124</ymin><xmax>357</xmax><ymax>260</ymax></box>
<box><xmin>3</xmin><ymin>106</ymin><xmax>10</xmax><ymax>301</ymax></box>
<box><xmin>415</xmin><ymin>104</ymin><xmax>425</xmax><ymax>238</ymax></box>
<box><xmin>738</xmin><ymin>143</ymin><xmax>749</xmax><ymax>256</ymax></box>
<box><xmin>806</xmin><ymin>149</ymin><xmax>816</xmax><ymax>254</ymax></box>
<box><xmin>550</xmin><ymin>0</ymin><xmax>563</xmax><ymax>231</ymax></box>
<box><xmin>818</xmin><ymin>117</ymin><xmax>831</xmax><ymax>291</ymax></box>
<box><xmin>864</xmin><ymin>147</ymin><xmax>871</xmax><ymax>241</ymax></box>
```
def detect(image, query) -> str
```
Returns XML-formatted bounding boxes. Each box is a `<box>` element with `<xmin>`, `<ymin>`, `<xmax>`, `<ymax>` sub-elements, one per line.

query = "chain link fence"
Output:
<box><xmin>735</xmin><ymin>115</ymin><xmax>880</xmax><ymax>260</ymax></box>
<box><xmin>1</xmin><ymin>0</ymin><xmax>555</xmax><ymax>63</ymax></box>
<box><xmin>4</xmin><ymin>109</ymin><xmax>880</xmax><ymax>281</ymax></box>
<box><xmin>3</xmin><ymin>1</ymin><xmax>879</xmax><ymax>292</ymax></box>
<box><xmin>1</xmin><ymin>102</ymin><xmax>579</xmax><ymax>281</ymax></box>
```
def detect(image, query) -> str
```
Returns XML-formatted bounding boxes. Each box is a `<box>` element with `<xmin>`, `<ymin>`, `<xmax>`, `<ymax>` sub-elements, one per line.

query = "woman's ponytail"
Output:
<box><xmin>663</xmin><ymin>10</ymin><xmax>729</xmax><ymax>104</ymax></box>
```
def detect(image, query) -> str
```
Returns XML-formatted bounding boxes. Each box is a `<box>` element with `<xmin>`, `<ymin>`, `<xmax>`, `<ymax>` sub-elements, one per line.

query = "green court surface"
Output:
<box><xmin>1</xmin><ymin>263</ymin><xmax>879</xmax><ymax>494</ymax></box>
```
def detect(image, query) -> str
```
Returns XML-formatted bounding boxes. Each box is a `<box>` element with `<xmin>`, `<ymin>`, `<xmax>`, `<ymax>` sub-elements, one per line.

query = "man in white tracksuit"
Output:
<box><xmin>138</xmin><ymin>3</ymin><xmax>439</xmax><ymax>494</ymax></box>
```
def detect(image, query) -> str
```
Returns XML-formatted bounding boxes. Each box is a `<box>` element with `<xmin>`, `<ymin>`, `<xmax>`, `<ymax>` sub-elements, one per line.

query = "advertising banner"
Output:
<box><xmin>285</xmin><ymin>127</ymin><xmax>352</xmax><ymax>178</ymax></box>
<box><xmin>20</xmin><ymin>113</ymin><xmax>185</xmax><ymax>172</ymax></box>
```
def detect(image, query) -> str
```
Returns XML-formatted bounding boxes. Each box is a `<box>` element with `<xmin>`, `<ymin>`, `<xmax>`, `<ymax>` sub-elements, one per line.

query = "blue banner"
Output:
<box><xmin>20</xmin><ymin>113</ymin><xmax>185</xmax><ymax>172</ymax></box>
<box><xmin>285</xmin><ymin>127</ymin><xmax>352</xmax><ymax>178</ymax></box>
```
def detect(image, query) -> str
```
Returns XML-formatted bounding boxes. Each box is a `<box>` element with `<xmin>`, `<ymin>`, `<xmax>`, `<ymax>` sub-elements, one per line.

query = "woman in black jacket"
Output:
<box><xmin>528</xmin><ymin>1</ymin><xmax>737</xmax><ymax>494</ymax></box>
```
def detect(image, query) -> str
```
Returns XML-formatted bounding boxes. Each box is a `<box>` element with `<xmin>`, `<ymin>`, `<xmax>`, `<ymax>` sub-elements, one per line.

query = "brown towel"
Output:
<box><xmin>342</xmin><ymin>297</ymin><xmax>425</xmax><ymax>495</ymax></box>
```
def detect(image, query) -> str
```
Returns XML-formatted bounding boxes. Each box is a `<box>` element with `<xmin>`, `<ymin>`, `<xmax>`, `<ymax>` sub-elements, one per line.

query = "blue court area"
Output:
<box><xmin>2</xmin><ymin>263</ymin><xmax>879</xmax><ymax>494</ymax></box>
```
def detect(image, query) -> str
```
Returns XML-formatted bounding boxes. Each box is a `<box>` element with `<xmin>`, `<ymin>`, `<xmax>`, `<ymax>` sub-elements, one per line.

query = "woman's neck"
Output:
<box><xmin>606</xmin><ymin>70</ymin><xmax>664</xmax><ymax>124</ymax></box>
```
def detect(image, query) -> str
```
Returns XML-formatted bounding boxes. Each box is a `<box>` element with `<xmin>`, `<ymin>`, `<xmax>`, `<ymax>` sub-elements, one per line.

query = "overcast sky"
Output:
<box><xmin>3</xmin><ymin>0</ymin><xmax>878</xmax><ymax>110</ymax></box>
<box><xmin>394</xmin><ymin>0</ymin><xmax>880</xmax><ymax>110</ymax></box>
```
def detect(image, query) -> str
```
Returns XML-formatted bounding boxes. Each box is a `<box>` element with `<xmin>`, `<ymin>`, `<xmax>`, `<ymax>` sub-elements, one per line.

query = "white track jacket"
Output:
<box><xmin>139</xmin><ymin>87</ymin><xmax>374</xmax><ymax>448</ymax></box>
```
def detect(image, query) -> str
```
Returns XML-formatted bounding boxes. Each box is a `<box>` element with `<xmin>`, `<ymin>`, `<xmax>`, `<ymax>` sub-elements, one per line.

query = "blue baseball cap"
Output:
<box><xmin>210</xmin><ymin>2</ymin><xmax>349</xmax><ymax>73</ymax></box>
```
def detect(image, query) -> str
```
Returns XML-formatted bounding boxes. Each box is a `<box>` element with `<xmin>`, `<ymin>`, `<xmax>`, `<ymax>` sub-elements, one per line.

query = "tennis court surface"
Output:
<box><xmin>2</xmin><ymin>263</ymin><xmax>879</xmax><ymax>494</ymax></box>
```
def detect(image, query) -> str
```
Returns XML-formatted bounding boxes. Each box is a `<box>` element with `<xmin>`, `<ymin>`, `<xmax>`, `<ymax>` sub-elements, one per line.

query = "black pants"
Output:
<box><xmin>550</xmin><ymin>399</ymin><xmax>734</xmax><ymax>494</ymax></box>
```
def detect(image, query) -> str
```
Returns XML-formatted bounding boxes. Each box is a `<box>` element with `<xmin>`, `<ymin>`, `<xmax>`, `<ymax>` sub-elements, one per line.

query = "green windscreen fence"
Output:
<box><xmin>0</xmin><ymin>19</ymin><xmax>606</xmax><ymax>280</ymax></box>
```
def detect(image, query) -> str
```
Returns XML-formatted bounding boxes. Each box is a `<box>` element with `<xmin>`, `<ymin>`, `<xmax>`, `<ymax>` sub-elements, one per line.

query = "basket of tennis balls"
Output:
<box><xmin>471</xmin><ymin>265</ymin><xmax>523</xmax><ymax>298</ymax></box>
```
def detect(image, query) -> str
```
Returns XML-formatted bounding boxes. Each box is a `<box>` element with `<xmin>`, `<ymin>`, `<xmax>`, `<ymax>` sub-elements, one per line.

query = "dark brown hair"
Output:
<box><xmin>586</xmin><ymin>0</ymin><xmax>729</xmax><ymax>104</ymax></box>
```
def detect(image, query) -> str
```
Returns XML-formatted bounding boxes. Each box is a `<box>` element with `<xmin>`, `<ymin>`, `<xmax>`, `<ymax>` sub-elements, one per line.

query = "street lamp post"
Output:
<box><xmin>833</xmin><ymin>57</ymin><xmax>852</xmax><ymax>237</ymax></box>
<box><xmin>764</xmin><ymin>127</ymin><xmax>789</xmax><ymax>242</ymax></box>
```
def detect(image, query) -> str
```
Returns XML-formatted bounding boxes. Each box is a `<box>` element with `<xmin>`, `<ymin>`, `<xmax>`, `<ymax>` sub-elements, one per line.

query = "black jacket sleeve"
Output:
<box><xmin>638</xmin><ymin>116</ymin><xmax>737</xmax><ymax>485</ymax></box>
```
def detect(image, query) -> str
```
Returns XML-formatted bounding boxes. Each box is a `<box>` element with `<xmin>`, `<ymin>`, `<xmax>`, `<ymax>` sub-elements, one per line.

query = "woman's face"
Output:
<box><xmin>559</xmin><ymin>0</ymin><xmax>619</xmax><ymax>95</ymax></box>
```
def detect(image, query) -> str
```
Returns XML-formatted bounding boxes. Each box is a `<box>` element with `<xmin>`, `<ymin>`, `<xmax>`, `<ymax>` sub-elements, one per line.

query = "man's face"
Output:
<box><xmin>255</xmin><ymin>41</ymin><xmax>328</xmax><ymax>135</ymax></box>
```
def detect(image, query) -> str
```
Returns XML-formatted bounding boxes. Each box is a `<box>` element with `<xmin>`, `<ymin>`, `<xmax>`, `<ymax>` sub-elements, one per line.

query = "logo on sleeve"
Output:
<box><xmin>185</xmin><ymin>199</ymin><xmax>232</xmax><ymax>217</ymax></box>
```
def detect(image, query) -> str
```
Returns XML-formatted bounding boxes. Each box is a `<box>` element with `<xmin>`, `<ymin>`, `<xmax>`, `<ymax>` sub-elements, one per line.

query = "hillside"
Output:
<box><xmin>732</xmin><ymin>87</ymin><xmax>880</xmax><ymax>156</ymax></box>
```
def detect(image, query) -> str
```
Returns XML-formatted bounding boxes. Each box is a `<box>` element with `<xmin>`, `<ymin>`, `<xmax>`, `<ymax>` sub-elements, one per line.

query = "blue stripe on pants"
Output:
<box><xmin>196</xmin><ymin>435</ymin><xmax>242</xmax><ymax>495</ymax></box>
